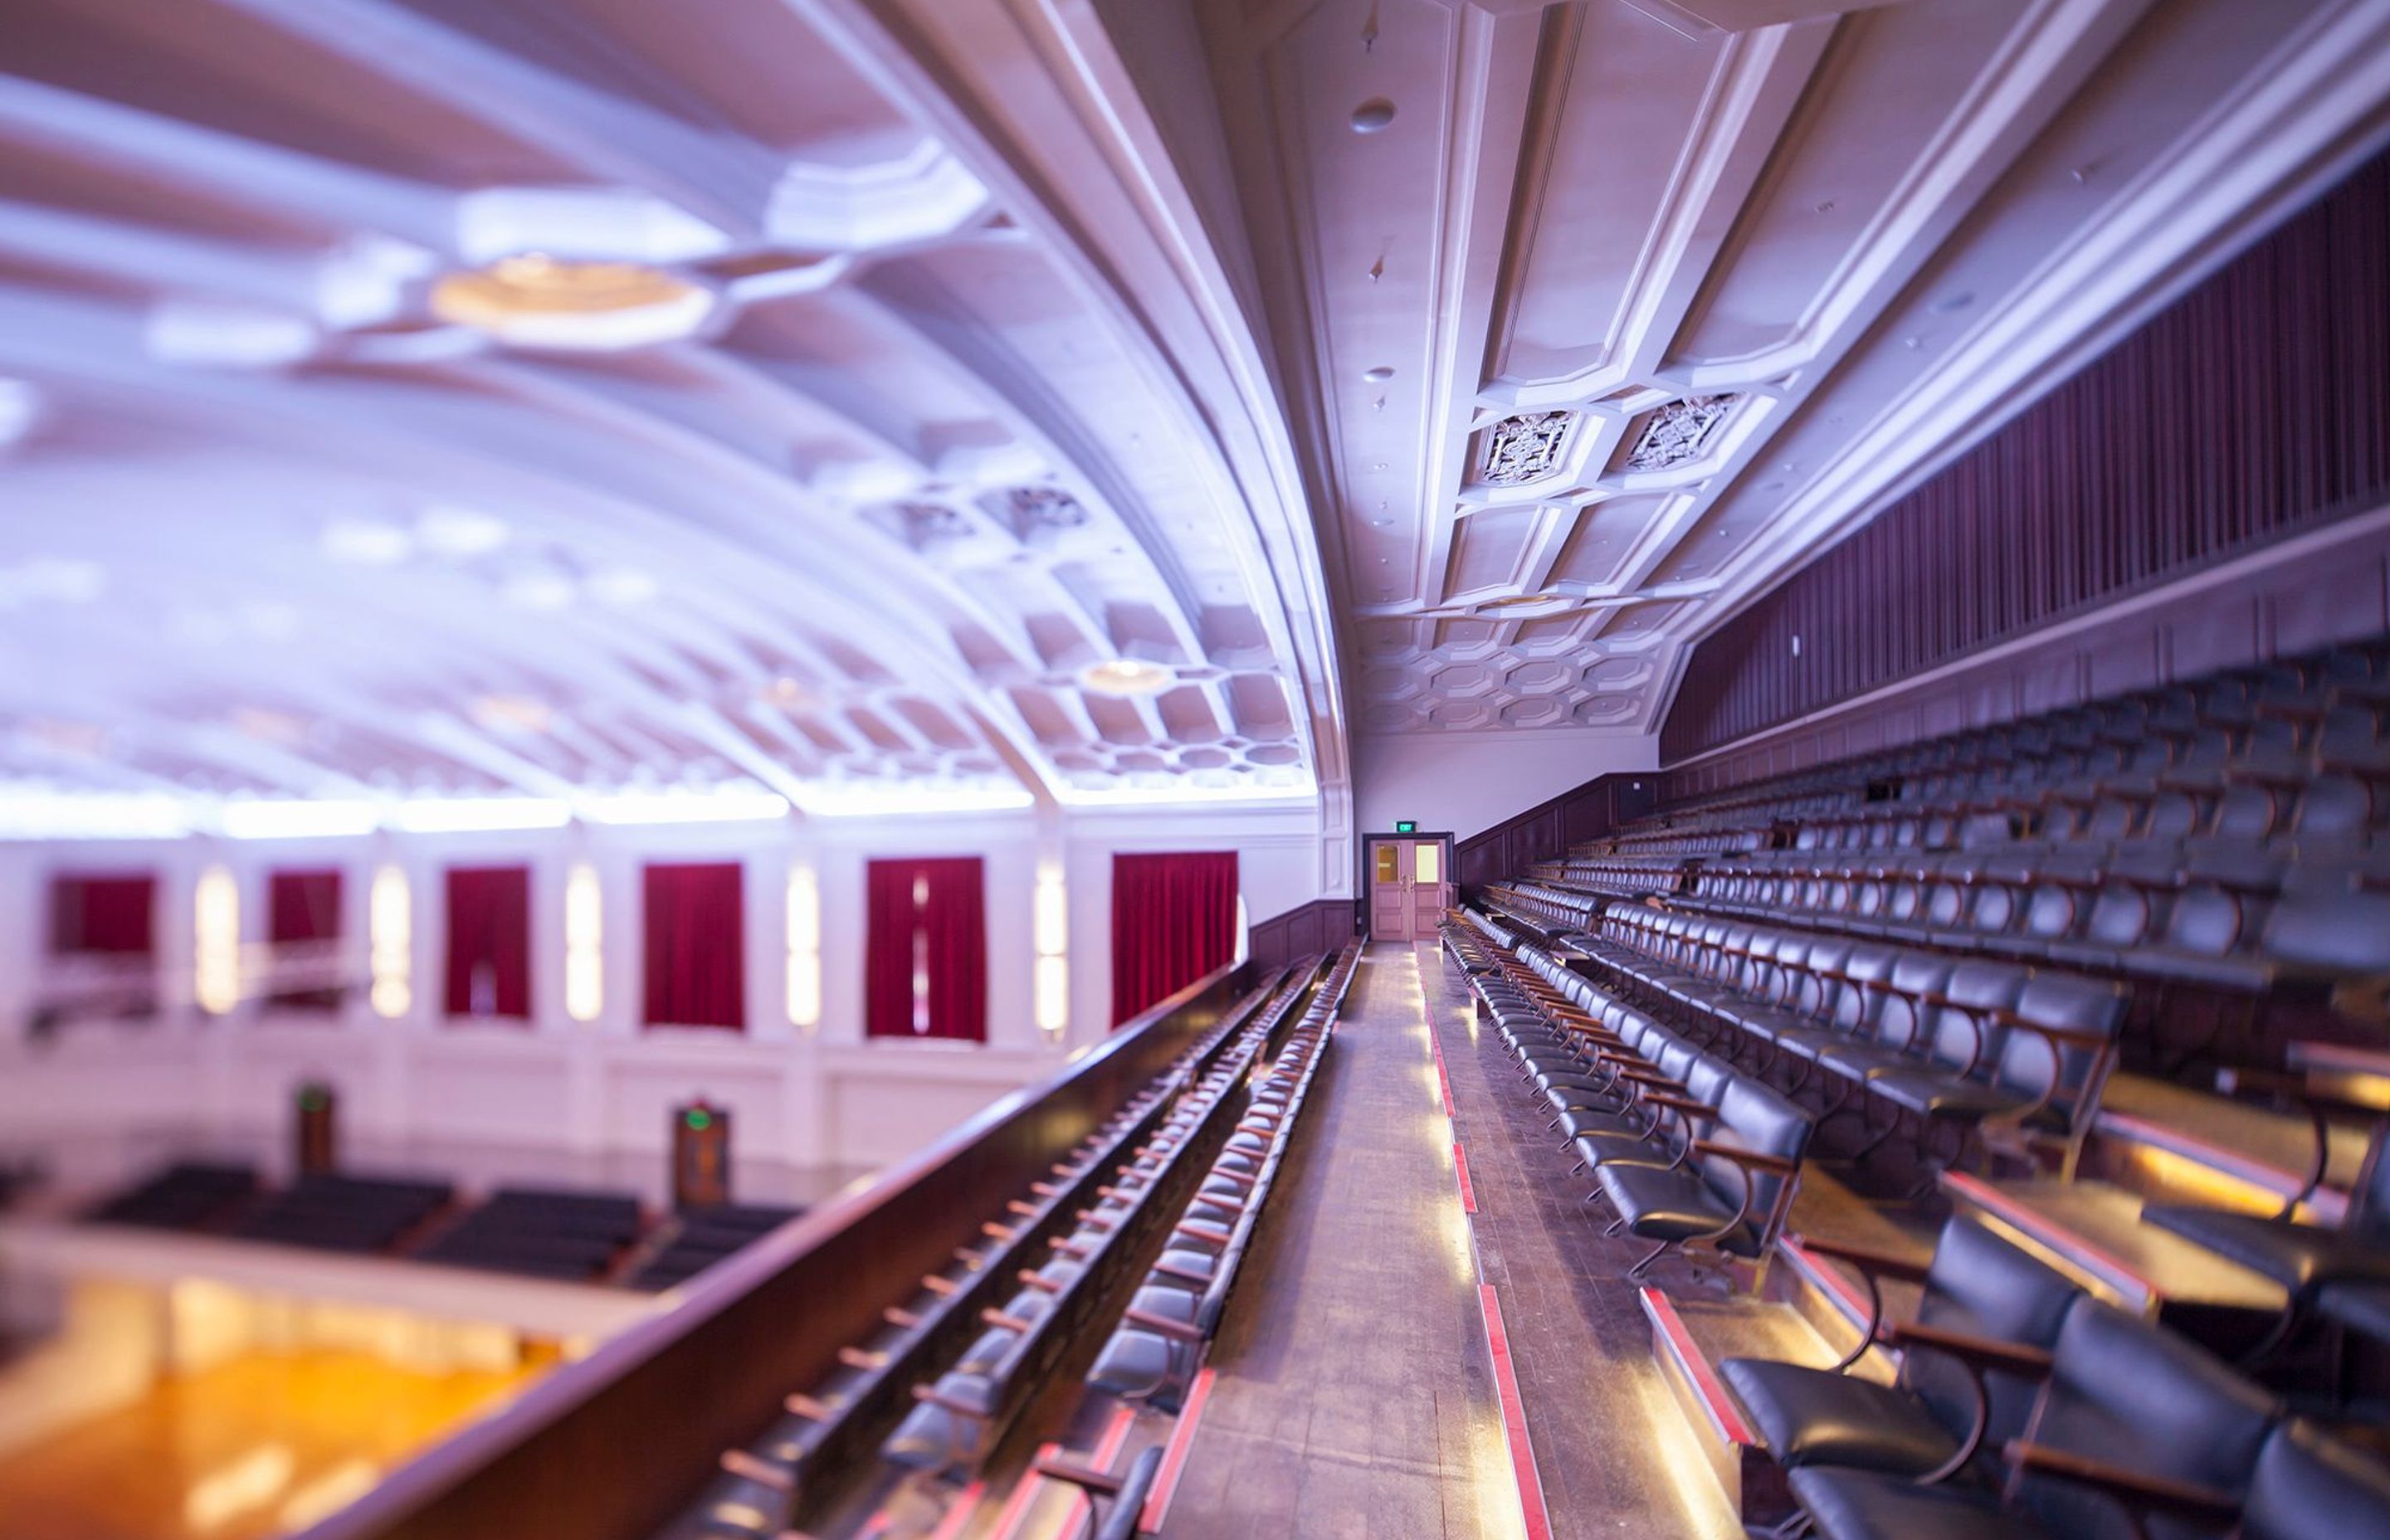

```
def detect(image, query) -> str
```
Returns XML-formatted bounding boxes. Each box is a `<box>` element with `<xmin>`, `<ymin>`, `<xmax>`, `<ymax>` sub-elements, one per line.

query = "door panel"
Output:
<box><xmin>1369</xmin><ymin>841</ymin><xmax>1410</xmax><ymax>938</ymax></box>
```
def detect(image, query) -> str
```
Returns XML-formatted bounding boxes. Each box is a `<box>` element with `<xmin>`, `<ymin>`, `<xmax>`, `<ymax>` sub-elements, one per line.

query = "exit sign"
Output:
<box><xmin>1394</xmin><ymin>821</ymin><xmax>1417</xmax><ymax>834</ymax></box>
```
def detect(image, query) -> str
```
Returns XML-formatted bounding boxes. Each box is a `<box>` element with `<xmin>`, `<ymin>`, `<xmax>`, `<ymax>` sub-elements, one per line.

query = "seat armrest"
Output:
<box><xmin>1999</xmin><ymin>1441</ymin><xmax>2241</xmax><ymax>1524</ymax></box>
<box><xmin>1690</xmin><ymin>1138</ymin><xmax>1800</xmax><ymax>1175</ymax></box>
<box><xmin>1643</xmin><ymin>1094</ymin><xmax>1719</xmax><ymax>1118</ymax></box>
<box><xmin>1884</xmin><ymin>1321</ymin><xmax>2054</xmax><ymax>1377</ymax></box>
<box><xmin>1789</xmin><ymin>1234</ymin><xmax>1932</xmax><ymax>1284</ymax></box>
<box><xmin>1122</xmin><ymin>1308</ymin><xmax>1207</xmax><ymax>1343</ymax></box>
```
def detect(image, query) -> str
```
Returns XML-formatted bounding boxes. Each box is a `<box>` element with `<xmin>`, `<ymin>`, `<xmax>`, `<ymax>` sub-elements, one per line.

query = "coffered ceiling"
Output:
<box><xmin>1178</xmin><ymin>0</ymin><xmax>2390</xmax><ymax>738</ymax></box>
<box><xmin>0</xmin><ymin>0</ymin><xmax>1343</xmax><ymax>826</ymax></box>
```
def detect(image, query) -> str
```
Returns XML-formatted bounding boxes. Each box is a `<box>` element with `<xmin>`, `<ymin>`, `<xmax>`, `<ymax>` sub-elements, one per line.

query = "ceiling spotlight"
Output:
<box><xmin>430</xmin><ymin>253</ymin><xmax>714</xmax><ymax>351</ymax></box>
<box><xmin>1362</xmin><ymin>365</ymin><xmax>1394</xmax><ymax>382</ymax></box>
<box><xmin>1350</xmin><ymin>98</ymin><xmax>1397</xmax><ymax>134</ymax></box>
<box><xmin>321</xmin><ymin>519</ymin><xmax>412</xmax><ymax>566</ymax></box>
<box><xmin>1079</xmin><ymin>659</ymin><xmax>1173</xmax><ymax>697</ymax></box>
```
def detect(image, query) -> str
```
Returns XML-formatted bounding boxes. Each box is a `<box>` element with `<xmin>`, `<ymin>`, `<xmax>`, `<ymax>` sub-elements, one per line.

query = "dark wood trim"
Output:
<box><xmin>304</xmin><ymin>963</ymin><xmax>1259</xmax><ymax>1540</ymax></box>
<box><xmin>1247</xmin><ymin>896</ymin><xmax>1358</xmax><ymax>967</ymax></box>
<box><xmin>1452</xmin><ymin>773</ymin><xmax>1658</xmax><ymax>897</ymax></box>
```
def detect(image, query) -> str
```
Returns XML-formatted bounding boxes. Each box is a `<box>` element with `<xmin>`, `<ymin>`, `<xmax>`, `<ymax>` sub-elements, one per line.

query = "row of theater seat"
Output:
<box><xmin>1084</xmin><ymin>943</ymin><xmax>1354</xmax><ymax>1410</ymax></box>
<box><xmin>1721</xmin><ymin>1214</ymin><xmax>2390</xmax><ymax>1540</ymax></box>
<box><xmin>654</xmin><ymin>962</ymin><xmax>1325</xmax><ymax>1540</ymax></box>
<box><xmin>1650</xmin><ymin>842</ymin><xmax>2390</xmax><ymax>997</ymax></box>
<box><xmin>80</xmin><ymin>1161</ymin><xmax>783</xmax><ymax>1288</ymax></box>
<box><xmin>619</xmin><ymin>1204</ymin><xmax>802</xmax><ymax>1291</ymax></box>
<box><xmin>1446</xmin><ymin>918</ymin><xmax>1812</xmax><ymax>1279</ymax></box>
<box><xmin>412</xmin><ymin>1187</ymin><xmax>643</xmax><ymax>1281</ymax></box>
<box><xmin>1551</xmin><ymin>902</ymin><xmax>2130</xmax><ymax>1181</ymax></box>
<box><xmin>880</xmin><ymin>962</ymin><xmax>1333</xmax><ymax>1476</ymax></box>
<box><xmin>1641</xmin><ymin>636</ymin><xmax>2390</xmax><ymax>838</ymax></box>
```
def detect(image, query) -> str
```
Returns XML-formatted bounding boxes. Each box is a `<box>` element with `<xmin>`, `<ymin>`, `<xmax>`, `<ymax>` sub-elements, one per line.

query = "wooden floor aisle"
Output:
<box><xmin>1160</xmin><ymin>943</ymin><xmax>1526</xmax><ymax>1540</ymax></box>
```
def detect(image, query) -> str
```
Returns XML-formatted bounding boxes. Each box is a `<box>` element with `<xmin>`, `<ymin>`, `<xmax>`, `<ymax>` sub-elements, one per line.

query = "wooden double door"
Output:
<box><xmin>1368</xmin><ymin>836</ymin><xmax>1451</xmax><ymax>941</ymax></box>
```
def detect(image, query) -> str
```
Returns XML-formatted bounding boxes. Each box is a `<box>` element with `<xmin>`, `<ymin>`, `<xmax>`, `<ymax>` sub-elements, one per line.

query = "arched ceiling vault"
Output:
<box><xmin>0</xmin><ymin>0</ymin><xmax>1347</xmax><ymax>826</ymax></box>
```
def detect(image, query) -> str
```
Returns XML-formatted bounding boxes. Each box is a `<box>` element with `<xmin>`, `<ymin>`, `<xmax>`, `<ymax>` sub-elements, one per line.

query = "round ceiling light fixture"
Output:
<box><xmin>1351</xmin><ymin>98</ymin><xmax>1397</xmax><ymax>134</ymax></box>
<box><xmin>430</xmin><ymin>253</ymin><xmax>715</xmax><ymax>351</ymax></box>
<box><xmin>1079</xmin><ymin>658</ymin><xmax>1173</xmax><ymax>697</ymax></box>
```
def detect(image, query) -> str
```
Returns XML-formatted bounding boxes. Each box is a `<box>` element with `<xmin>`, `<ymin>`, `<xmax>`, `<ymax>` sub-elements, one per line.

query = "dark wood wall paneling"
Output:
<box><xmin>1453</xmin><ymin>772</ymin><xmax>1660</xmax><ymax>894</ymax></box>
<box><xmin>1246</xmin><ymin>897</ymin><xmax>1358</xmax><ymax>967</ymax></box>
<box><xmin>1662</xmin><ymin>149</ymin><xmax>2390</xmax><ymax>765</ymax></box>
<box><xmin>1660</xmin><ymin>517</ymin><xmax>2390</xmax><ymax>798</ymax></box>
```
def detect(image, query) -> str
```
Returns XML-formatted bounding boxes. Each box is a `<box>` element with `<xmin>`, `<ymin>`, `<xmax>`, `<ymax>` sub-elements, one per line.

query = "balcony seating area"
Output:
<box><xmin>1419</xmin><ymin>640</ymin><xmax>2390</xmax><ymax>1536</ymax></box>
<box><xmin>79</xmin><ymin>1160</ymin><xmax>259</xmax><ymax>1231</ymax></box>
<box><xmin>651</xmin><ymin>944</ymin><xmax>1360</xmax><ymax>1540</ymax></box>
<box><xmin>225</xmin><ymin>1172</ymin><xmax>456</xmax><ymax>1255</ymax></box>
<box><xmin>76</xmin><ymin>1161</ymin><xmax>809</xmax><ymax>1290</ymax></box>
<box><xmin>1510</xmin><ymin>635</ymin><xmax>2390</xmax><ymax>1075</ymax></box>
<box><xmin>412</xmin><ymin>1187</ymin><xmax>645</xmax><ymax>1282</ymax></box>
<box><xmin>1082</xmin><ymin>945</ymin><xmax>1344</xmax><ymax>1411</ymax></box>
<box><xmin>619</xmin><ymin>1203</ymin><xmax>803</xmax><ymax>1291</ymax></box>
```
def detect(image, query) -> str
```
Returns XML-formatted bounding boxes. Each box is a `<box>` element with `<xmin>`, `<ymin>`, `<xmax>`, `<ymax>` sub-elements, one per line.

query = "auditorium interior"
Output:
<box><xmin>2</xmin><ymin>1</ymin><xmax>2390</xmax><ymax>1537</ymax></box>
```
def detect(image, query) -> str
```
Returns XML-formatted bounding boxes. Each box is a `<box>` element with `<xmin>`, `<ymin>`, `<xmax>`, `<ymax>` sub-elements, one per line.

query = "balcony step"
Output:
<box><xmin>1939</xmin><ymin>1172</ymin><xmax>2288</xmax><ymax>1328</ymax></box>
<box><xmin>1641</xmin><ymin>1287</ymin><xmax>1861</xmax><ymax>1527</ymax></box>
<box><xmin>2090</xmin><ymin>1073</ymin><xmax>2365</xmax><ymax>1224</ymax></box>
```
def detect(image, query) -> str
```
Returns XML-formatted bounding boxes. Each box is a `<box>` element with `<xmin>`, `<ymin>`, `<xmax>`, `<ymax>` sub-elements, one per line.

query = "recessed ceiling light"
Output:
<box><xmin>417</xmin><ymin>505</ymin><xmax>510</xmax><ymax>558</ymax></box>
<box><xmin>471</xmin><ymin>695</ymin><xmax>552</xmax><ymax>733</ymax></box>
<box><xmin>588</xmin><ymin>568</ymin><xmax>657</xmax><ymax>605</ymax></box>
<box><xmin>502</xmin><ymin>573</ymin><xmax>576</xmax><ymax>611</ymax></box>
<box><xmin>321</xmin><ymin>519</ymin><xmax>412</xmax><ymax>566</ymax></box>
<box><xmin>429</xmin><ymin>253</ymin><xmax>714</xmax><ymax>350</ymax></box>
<box><xmin>1079</xmin><ymin>659</ymin><xmax>1173</xmax><ymax>697</ymax></box>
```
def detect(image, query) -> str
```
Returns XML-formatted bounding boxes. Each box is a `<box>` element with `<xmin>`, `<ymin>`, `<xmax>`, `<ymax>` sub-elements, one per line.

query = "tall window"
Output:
<box><xmin>267</xmin><ymin>868</ymin><xmax>343</xmax><ymax>1011</ymax></box>
<box><xmin>1110</xmin><ymin>852</ymin><xmax>1238</xmax><ymax>1026</ymax></box>
<box><xmin>444</xmin><ymin>865</ymin><xmax>531</xmax><ymax>1021</ymax></box>
<box><xmin>865</xmin><ymin>857</ymin><xmax>985</xmax><ymax>1042</ymax></box>
<box><xmin>642</xmin><ymin>862</ymin><xmax>744</xmax><ymax>1031</ymax></box>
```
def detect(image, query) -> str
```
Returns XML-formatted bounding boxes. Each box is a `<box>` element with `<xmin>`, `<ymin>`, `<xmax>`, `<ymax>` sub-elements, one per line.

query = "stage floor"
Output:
<box><xmin>0</xmin><ymin>1348</ymin><xmax>544</xmax><ymax>1540</ymax></box>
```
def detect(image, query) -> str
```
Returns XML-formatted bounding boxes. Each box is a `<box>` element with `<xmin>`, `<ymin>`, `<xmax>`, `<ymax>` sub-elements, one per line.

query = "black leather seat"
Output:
<box><xmin>1723</xmin><ymin>1217</ymin><xmax>2080</xmax><ymax>1480</ymax></box>
<box><xmin>1594</xmin><ymin>1075</ymin><xmax>1810</xmax><ymax>1277</ymax></box>
<box><xmin>1787</xmin><ymin>1300</ymin><xmax>2280</xmax><ymax>1540</ymax></box>
<box><xmin>2146</xmin><ymin>1124</ymin><xmax>2390</xmax><ymax>1297</ymax></box>
<box><xmin>2239</xmin><ymin>1417</ymin><xmax>2390</xmax><ymax>1540</ymax></box>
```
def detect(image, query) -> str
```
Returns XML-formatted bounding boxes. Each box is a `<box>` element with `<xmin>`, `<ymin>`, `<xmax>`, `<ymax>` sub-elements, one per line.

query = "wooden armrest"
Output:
<box><xmin>1033</xmin><ymin>1455</ymin><xmax>1126</xmax><ymax>1494</ymax></box>
<box><xmin>1884</xmin><ymin>1321</ymin><xmax>2054</xmax><ymax>1377</ymax></box>
<box><xmin>1643</xmin><ymin>1094</ymin><xmax>1719</xmax><ymax>1118</ymax></box>
<box><xmin>2000</xmin><ymin>1441</ymin><xmax>2241</xmax><ymax>1524</ymax></box>
<box><xmin>1691</xmin><ymin>1138</ymin><xmax>1799</xmax><ymax>1175</ymax></box>
<box><xmin>719</xmin><ymin>1449</ymin><xmax>794</xmax><ymax>1489</ymax></box>
<box><xmin>1998</xmin><ymin>1017</ymin><xmax>2115</xmax><ymax>1051</ymax></box>
<box><xmin>1123</xmin><ymin>1307</ymin><xmax>1207</xmax><ymax>1343</ymax></box>
<box><xmin>1790</xmin><ymin>1234</ymin><xmax>1932</xmax><ymax>1284</ymax></box>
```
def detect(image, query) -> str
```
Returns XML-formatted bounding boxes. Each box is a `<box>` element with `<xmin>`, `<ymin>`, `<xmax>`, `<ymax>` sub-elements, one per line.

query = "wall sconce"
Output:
<box><xmin>786</xmin><ymin>864</ymin><xmax>821</xmax><ymax>1031</ymax></box>
<box><xmin>368</xmin><ymin>865</ymin><xmax>411</xmax><ymax>1018</ymax></box>
<box><xmin>564</xmin><ymin>862</ymin><xmax>602</xmax><ymax>1023</ymax></box>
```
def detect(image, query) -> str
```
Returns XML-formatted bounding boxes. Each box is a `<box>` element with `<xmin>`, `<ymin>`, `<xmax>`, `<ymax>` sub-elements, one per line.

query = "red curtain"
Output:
<box><xmin>864</xmin><ymin>857</ymin><xmax>986</xmax><ymax>1042</ymax></box>
<box><xmin>643</xmin><ymin>862</ymin><xmax>745</xmax><ymax>1031</ymax></box>
<box><xmin>1111</xmin><ymin>851</ymin><xmax>1239</xmax><ymax>1027</ymax></box>
<box><xmin>445</xmin><ymin>866</ymin><xmax>531</xmax><ymax>1021</ymax></box>
<box><xmin>48</xmin><ymin>875</ymin><xmax>157</xmax><ymax>956</ymax></box>
<box><xmin>269</xmin><ymin>869</ymin><xmax>343</xmax><ymax>1011</ymax></box>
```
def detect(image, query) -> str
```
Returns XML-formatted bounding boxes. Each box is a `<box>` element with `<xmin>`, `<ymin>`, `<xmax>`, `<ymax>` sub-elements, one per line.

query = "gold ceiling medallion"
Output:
<box><xmin>430</xmin><ymin>254</ymin><xmax>714</xmax><ymax>350</ymax></box>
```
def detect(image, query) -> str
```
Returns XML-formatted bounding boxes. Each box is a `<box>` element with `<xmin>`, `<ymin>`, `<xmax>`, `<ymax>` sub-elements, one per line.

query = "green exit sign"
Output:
<box><xmin>1394</xmin><ymin>821</ymin><xmax>1417</xmax><ymax>834</ymax></box>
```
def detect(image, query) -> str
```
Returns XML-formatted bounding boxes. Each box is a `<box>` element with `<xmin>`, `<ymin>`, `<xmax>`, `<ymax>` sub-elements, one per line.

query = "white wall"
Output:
<box><xmin>1352</xmin><ymin>729</ymin><xmax>1658</xmax><ymax>842</ymax></box>
<box><xmin>0</xmin><ymin>800</ymin><xmax>1325</xmax><ymax>1206</ymax></box>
